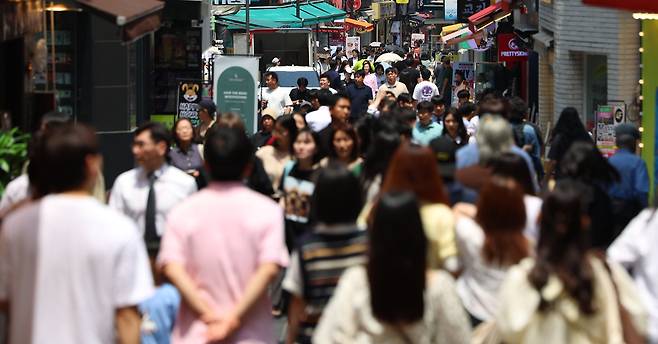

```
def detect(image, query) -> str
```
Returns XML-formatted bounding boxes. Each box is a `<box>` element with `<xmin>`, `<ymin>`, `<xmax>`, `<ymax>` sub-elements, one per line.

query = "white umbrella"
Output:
<box><xmin>369</xmin><ymin>42</ymin><xmax>382</xmax><ymax>47</ymax></box>
<box><xmin>375</xmin><ymin>52</ymin><xmax>403</xmax><ymax>63</ymax></box>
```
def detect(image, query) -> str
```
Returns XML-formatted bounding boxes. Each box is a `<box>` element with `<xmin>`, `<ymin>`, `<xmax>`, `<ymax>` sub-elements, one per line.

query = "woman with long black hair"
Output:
<box><xmin>495</xmin><ymin>180</ymin><xmax>646</xmax><ymax>343</ymax></box>
<box><xmin>314</xmin><ymin>192</ymin><xmax>471</xmax><ymax>343</ymax></box>
<box><xmin>544</xmin><ymin>107</ymin><xmax>592</xmax><ymax>183</ymax></box>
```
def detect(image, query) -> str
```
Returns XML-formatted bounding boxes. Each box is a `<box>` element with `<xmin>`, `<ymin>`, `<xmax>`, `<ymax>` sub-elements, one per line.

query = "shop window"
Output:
<box><xmin>584</xmin><ymin>54</ymin><xmax>607</xmax><ymax>131</ymax></box>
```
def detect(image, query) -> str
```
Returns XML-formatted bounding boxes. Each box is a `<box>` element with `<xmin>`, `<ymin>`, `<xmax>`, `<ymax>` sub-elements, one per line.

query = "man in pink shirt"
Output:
<box><xmin>158</xmin><ymin>127</ymin><xmax>289</xmax><ymax>343</ymax></box>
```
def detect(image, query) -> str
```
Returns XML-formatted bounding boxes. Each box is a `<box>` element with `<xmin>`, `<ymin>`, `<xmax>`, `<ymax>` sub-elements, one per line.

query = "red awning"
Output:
<box><xmin>582</xmin><ymin>0</ymin><xmax>658</xmax><ymax>13</ymax></box>
<box><xmin>468</xmin><ymin>1</ymin><xmax>510</xmax><ymax>32</ymax></box>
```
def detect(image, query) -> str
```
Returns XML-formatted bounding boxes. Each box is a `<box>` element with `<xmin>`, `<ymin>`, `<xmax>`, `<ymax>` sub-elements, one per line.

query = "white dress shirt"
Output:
<box><xmin>109</xmin><ymin>164</ymin><xmax>196</xmax><ymax>236</ymax></box>
<box><xmin>306</xmin><ymin>106</ymin><xmax>331</xmax><ymax>132</ymax></box>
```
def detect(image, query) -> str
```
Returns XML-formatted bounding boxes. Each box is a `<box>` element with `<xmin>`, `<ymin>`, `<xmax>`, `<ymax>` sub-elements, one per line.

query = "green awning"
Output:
<box><xmin>219</xmin><ymin>0</ymin><xmax>346</xmax><ymax>29</ymax></box>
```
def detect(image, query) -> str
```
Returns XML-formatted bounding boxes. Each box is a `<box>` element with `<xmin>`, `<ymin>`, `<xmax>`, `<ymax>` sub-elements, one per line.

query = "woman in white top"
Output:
<box><xmin>453</xmin><ymin>177</ymin><xmax>531</xmax><ymax>325</ymax></box>
<box><xmin>608</xmin><ymin>207</ymin><xmax>658</xmax><ymax>344</ymax></box>
<box><xmin>495</xmin><ymin>180</ymin><xmax>647</xmax><ymax>344</ymax></box>
<box><xmin>314</xmin><ymin>191</ymin><xmax>471</xmax><ymax>344</ymax></box>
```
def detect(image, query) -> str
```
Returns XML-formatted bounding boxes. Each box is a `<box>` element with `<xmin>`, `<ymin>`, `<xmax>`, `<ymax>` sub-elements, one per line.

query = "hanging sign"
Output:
<box><xmin>214</xmin><ymin>56</ymin><xmax>260</xmax><ymax>134</ymax></box>
<box><xmin>444</xmin><ymin>0</ymin><xmax>458</xmax><ymax>20</ymax></box>
<box><xmin>176</xmin><ymin>80</ymin><xmax>203</xmax><ymax>126</ymax></box>
<box><xmin>458</xmin><ymin>0</ymin><xmax>489</xmax><ymax>22</ymax></box>
<box><xmin>498</xmin><ymin>33</ymin><xmax>528</xmax><ymax>62</ymax></box>
<box><xmin>595</xmin><ymin>105</ymin><xmax>616</xmax><ymax>157</ymax></box>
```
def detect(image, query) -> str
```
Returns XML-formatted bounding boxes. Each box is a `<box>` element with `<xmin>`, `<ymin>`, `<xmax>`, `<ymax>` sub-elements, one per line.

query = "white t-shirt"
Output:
<box><xmin>608</xmin><ymin>209</ymin><xmax>658</xmax><ymax>343</ymax></box>
<box><xmin>413</xmin><ymin>80</ymin><xmax>439</xmax><ymax>102</ymax></box>
<box><xmin>523</xmin><ymin>195</ymin><xmax>542</xmax><ymax>243</ymax></box>
<box><xmin>262</xmin><ymin>86</ymin><xmax>293</xmax><ymax>116</ymax></box>
<box><xmin>455</xmin><ymin>216</ymin><xmax>512</xmax><ymax>321</ymax></box>
<box><xmin>0</xmin><ymin>195</ymin><xmax>154</xmax><ymax>344</ymax></box>
<box><xmin>0</xmin><ymin>174</ymin><xmax>30</xmax><ymax>211</ymax></box>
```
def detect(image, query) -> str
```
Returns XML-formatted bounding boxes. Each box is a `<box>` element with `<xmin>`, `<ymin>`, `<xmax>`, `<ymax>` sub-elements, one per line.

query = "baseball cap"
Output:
<box><xmin>198</xmin><ymin>99</ymin><xmax>217</xmax><ymax>116</ymax></box>
<box><xmin>272</xmin><ymin>57</ymin><xmax>280</xmax><ymax>64</ymax></box>
<box><xmin>261</xmin><ymin>107</ymin><xmax>278</xmax><ymax>120</ymax></box>
<box><xmin>429</xmin><ymin>136</ymin><xmax>457</xmax><ymax>179</ymax></box>
<box><xmin>615</xmin><ymin>123</ymin><xmax>640</xmax><ymax>140</ymax></box>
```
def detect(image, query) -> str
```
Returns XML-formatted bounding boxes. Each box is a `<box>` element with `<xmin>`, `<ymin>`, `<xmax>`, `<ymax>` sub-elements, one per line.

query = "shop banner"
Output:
<box><xmin>458</xmin><ymin>0</ymin><xmax>489</xmax><ymax>22</ymax></box>
<box><xmin>346</xmin><ymin>36</ymin><xmax>361</xmax><ymax>53</ymax></box>
<box><xmin>596</xmin><ymin>105</ymin><xmax>616</xmax><ymax>157</ymax></box>
<box><xmin>214</xmin><ymin>55</ymin><xmax>259</xmax><ymax>134</ymax></box>
<box><xmin>176</xmin><ymin>80</ymin><xmax>203</xmax><ymax>127</ymax></box>
<box><xmin>451</xmin><ymin>62</ymin><xmax>475</xmax><ymax>107</ymax></box>
<box><xmin>444</xmin><ymin>0</ymin><xmax>457</xmax><ymax>20</ymax></box>
<box><xmin>498</xmin><ymin>33</ymin><xmax>528</xmax><ymax>63</ymax></box>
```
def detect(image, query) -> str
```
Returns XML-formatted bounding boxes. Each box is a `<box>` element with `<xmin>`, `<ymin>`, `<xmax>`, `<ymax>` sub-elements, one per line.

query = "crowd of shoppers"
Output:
<box><xmin>0</xmin><ymin>63</ymin><xmax>656</xmax><ymax>344</ymax></box>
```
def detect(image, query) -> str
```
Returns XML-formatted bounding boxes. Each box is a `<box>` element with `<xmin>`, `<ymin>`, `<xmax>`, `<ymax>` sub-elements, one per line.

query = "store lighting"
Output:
<box><xmin>639</xmin><ymin>47</ymin><xmax>644</xmax><ymax>53</ymax></box>
<box><xmin>639</xmin><ymin>127</ymin><xmax>644</xmax><ymax>133</ymax></box>
<box><xmin>45</xmin><ymin>4</ymin><xmax>81</xmax><ymax>12</ymax></box>
<box><xmin>640</xmin><ymin>95</ymin><xmax>644</xmax><ymax>101</ymax></box>
<box><xmin>633</xmin><ymin>13</ymin><xmax>658</xmax><ymax>20</ymax></box>
<box><xmin>639</xmin><ymin>32</ymin><xmax>644</xmax><ymax>37</ymax></box>
<box><xmin>639</xmin><ymin>79</ymin><xmax>644</xmax><ymax>84</ymax></box>
<box><xmin>639</xmin><ymin>143</ymin><xmax>645</xmax><ymax>149</ymax></box>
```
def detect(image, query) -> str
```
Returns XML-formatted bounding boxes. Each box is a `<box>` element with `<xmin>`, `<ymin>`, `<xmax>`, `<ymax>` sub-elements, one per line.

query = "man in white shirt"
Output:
<box><xmin>306</xmin><ymin>89</ymin><xmax>334</xmax><ymax>132</ymax></box>
<box><xmin>0</xmin><ymin>124</ymin><xmax>153</xmax><ymax>343</ymax></box>
<box><xmin>260</xmin><ymin>72</ymin><xmax>293</xmax><ymax>117</ymax></box>
<box><xmin>110</xmin><ymin>122</ymin><xmax>197</xmax><ymax>257</ymax></box>
<box><xmin>413</xmin><ymin>68</ymin><xmax>439</xmax><ymax>103</ymax></box>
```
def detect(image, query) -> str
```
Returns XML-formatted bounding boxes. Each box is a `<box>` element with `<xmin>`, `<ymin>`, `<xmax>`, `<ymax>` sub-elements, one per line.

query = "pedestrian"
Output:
<box><xmin>396</xmin><ymin>93</ymin><xmax>415</xmax><ymax>110</ymax></box>
<box><xmin>377</xmin><ymin>67</ymin><xmax>409</xmax><ymax>98</ymax></box>
<box><xmin>374</xmin><ymin>63</ymin><xmax>386</xmax><ymax>87</ymax></box>
<box><xmin>459</xmin><ymin>102</ymin><xmax>478</xmax><ymax>140</ymax></box>
<box><xmin>412</xmin><ymin>100</ymin><xmax>443</xmax><ymax>146</ymax></box>
<box><xmin>608</xmin><ymin>199</ymin><xmax>658</xmax><ymax>344</ymax></box>
<box><xmin>110</xmin><ymin>122</ymin><xmax>197</xmax><ymax>257</ymax></box>
<box><xmin>378</xmin><ymin>144</ymin><xmax>459</xmax><ymax>272</ymax></box>
<box><xmin>398</xmin><ymin>60</ymin><xmax>420</xmax><ymax>96</ymax></box>
<box><xmin>280</xmin><ymin>128</ymin><xmax>321</xmax><ymax>251</ymax></box>
<box><xmin>261</xmin><ymin>71</ymin><xmax>293</xmax><ymax>117</ymax></box>
<box><xmin>326</xmin><ymin>60</ymin><xmax>342</xmax><ymax>91</ymax></box>
<box><xmin>509</xmin><ymin>97</ymin><xmax>544</xmax><ymax>181</ymax></box>
<box><xmin>440</xmin><ymin>59</ymin><xmax>453</xmax><ymax>107</ymax></box>
<box><xmin>360</xmin><ymin>119</ymin><xmax>402</xmax><ymax>204</ymax></box>
<box><xmin>256</xmin><ymin>114</ymin><xmax>297</xmax><ymax>192</ymax></box>
<box><xmin>1</xmin><ymin>124</ymin><xmax>153</xmax><ymax>343</ymax></box>
<box><xmin>317</xmin><ymin>93</ymin><xmax>351</xmax><ymax>159</ymax></box>
<box><xmin>305</xmin><ymin>89</ymin><xmax>333</xmax><ymax>132</ymax></box>
<box><xmin>197</xmin><ymin>99</ymin><xmax>217</xmax><ymax>140</ymax></box>
<box><xmin>429</xmin><ymin>135</ymin><xmax>471</xmax><ymax>205</ymax></box>
<box><xmin>453</xmin><ymin>177</ymin><xmax>530</xmax><ymax>326</ymax></box>
<box><xmin>252</xmin><ymin>108</ymin><xmax>278</xmax><ymax>149</ymax></box>
<box><xmin>495</xmin><ymin>180</ymin><xmax>647</xmax><ymax>344</ymax></box>
<box><xmin>487</xmin><ymin>153</ymin><xmax>542</xmax><ymax>242</ymax></box>
<box><xmin>169</xmin><ymin>118</ymin><xmax>204</xmax><ymax>180</ymax></box>
<box><xmin>283</xmin><ymin>163</ymin><xmax>368</xmax><ymax>343</ymax></box>
<box><xmin>559</xmin><ymin>141</ymin><xmax>619</xmax><ymax>249</ymax></box>
<box><xmin>289</xmin><ymin>77</ymin><xmax>311</xmax><ymax>110</ymax></box>
<box><xmin>544</xmin><ymin>107</ymin><xmax>592</xmax><ymax>184</ymax></box>
<box><xmin>607</xmin><ymin>124</ymin><xmax>649</xmax><ymax>234</ymax></box>
<box><xmin>457</xmin><ymin>89</ymin><xmax>470</xmax><ymax>108</ymax></box>
<box><xmin>319</xmin><ymin>73</ymin><xmax>337</xmax><ymax>94</ymax></box>
<box><xmin>313</xmin><ymin>191</ymin><xmax>471</xmax><ymax>343</ymax></box>
<box><xmin>158</xmin><ymin>126</ymin><xmax>288</xmax><ymax>343</ymax></box>
<box><xmin>431</xmin><ymin>95</ymin><xmax>446</xmax><ymax>123</ymax></box>
<box><xmin>292</xmin><ymin>111</ymin><xmax>308</xmax><ymax>130</ymax></box>
<box><xmin>345</xmin><ymin>70</ymin><xmax>373</xmax><ymax>123</ymax></box>
<box><xmin>348</xmin><ymin>49</ymin><xmax>360</xmax><ymax>67</ymax></box>
<box><xmin>440</xmin><ymin>107</ymin><xmax>469</xmax><ymax>147</ymax></box>
<box><xmin>361</xmin><ymin>61</ymin><xmax>378</xmax><ymax>98</ymax></box>
<box><xmin>320</xmin><ymin>124</ymin><xmax>363</xmax><ymax>175</ymax></box>
<box><xmin>413</xmin><ymin>68</ymin><xmax>439</xmax><ymax>103</ymax></box>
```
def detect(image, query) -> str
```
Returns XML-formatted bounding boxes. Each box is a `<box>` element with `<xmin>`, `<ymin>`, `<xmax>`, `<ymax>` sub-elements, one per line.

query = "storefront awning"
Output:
<box><xmin>468</xmin><ymin>1</ymin><xmax>510</xmax><ymax>33</ymax></box>
<box><xmin>75</xmin><ymin>0</ymin><xmax>164</xmax><ymax>42</ymax></box>
<box><xmin>582</xmin><ymin>0</ymin><xmax>658</xmax><ymax>13</ymax></box>
<box><xmin>219</xmin><ymin>0</ymin><xmax>346</xmax><ymax>29</ymax></box>
<box><xmin>344</xmin><ymin>18</ymin><xmax>374</xmax><ymax>32</ymax></box>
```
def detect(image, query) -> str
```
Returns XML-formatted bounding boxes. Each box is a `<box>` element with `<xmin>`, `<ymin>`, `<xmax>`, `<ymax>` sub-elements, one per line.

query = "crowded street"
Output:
<box><xmin>1</xmin><ymin>0</ymin><xmax>658</xmax><ymax>343</ymax></box>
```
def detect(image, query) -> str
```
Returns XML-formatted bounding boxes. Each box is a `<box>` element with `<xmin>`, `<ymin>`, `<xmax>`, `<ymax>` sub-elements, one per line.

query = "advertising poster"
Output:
<box><xmin>411</xmin><ymin>33</ymin><xmax>425</xmax><ymax>47</ymax></box>
<box><xmin>451</xmin><ymin>62</ymin><xmax>475</xmax><ymax>107</ymax></box>
<box><xmin>346</xmin><ymin>36</ymin><xmax>361</xmax><ymax>53</ymax></box>
<box><xmin>214</xmin><ymin>55</ymin><xmax>260</xmax><ymax>134</ymax></box>
<box><xmin>596</xmin><ymin>105</ymin><xmax>616</xmax><ymax>157</ymax></box>
<box><xmin>176</xmin><ymin>80</ymin><xmax>203</xmax><ymax>126</ymax></box>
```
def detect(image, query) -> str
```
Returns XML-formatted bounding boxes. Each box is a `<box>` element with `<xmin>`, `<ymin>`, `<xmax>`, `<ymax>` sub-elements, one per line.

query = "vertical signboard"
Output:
<box><xmin>214</xmin><ymin>55</ymin><xmax>260</xmax><ymax>134</ymax></box>
<box><xmin>346</xmin><ymin>36</ymin><xmax>361</xmax><ymax>53</ymax></box>
<box><xmin>596</xmin><ymin>105</ymin><xmax>616</xmax><ymax>157</ymax></box>
<box><xmin>444</xmin><ymin>0</ymin><xmax>458</xmax><ymax>20</ymax></box>
<box><xmin>458</xmin><ymin>0</ymin><xmax>489</xmax><ymax>22</ymax></box>
<box><xmin>176</xmin><ymin>80</ymin><xmax>203</xmax><ymax>126</ymax></box>
<box><xmin>498</xmin><ymin>33</ymin><xmax>529</xmax><ymax>63</ymax></box>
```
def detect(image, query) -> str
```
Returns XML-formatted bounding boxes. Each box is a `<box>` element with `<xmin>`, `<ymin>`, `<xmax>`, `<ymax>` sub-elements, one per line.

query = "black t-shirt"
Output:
<box><xmin>289</xmin><ymin>88</ymin><xmax>311</xmax><ymax>102</ymax></box>
<box><xmin>399</xmin><ymin>67</ymin><xmax>420</xmax><ymax>95</ymax></box>
<box><xmin>346</xmin><ymin>83</ymin><xmax>373</xmax><ymax>120</ymax></box>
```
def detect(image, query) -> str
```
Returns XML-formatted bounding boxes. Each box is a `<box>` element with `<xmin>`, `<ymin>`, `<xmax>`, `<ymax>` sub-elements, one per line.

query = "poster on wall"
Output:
<box><xmin>411</xmin><ymin>33</ymin><xmax>425</xmax><ymax>47</ymax></box>
<box><xmin>176</xmin><ymin>80</ymin><xmax>203</xmax><ymax>127</ymax></box>
<box><xmin>214</xmin><ymin>55</ymin><xmax>260</xmax><ymax>134</ymax></box>
<box><xmin>451</xmin><ymin>62</ymin><xmax>475</xmax><ymax>107</ymax></box>
<box><xmin>346</xmin><ymin>36</ymin><xmax>361</xmax><ymax>53</ymax></box>
<box><xmin>595</xmin><ymin>105</ymin><xmax>616</xmax><ymax>157</ymax></box>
